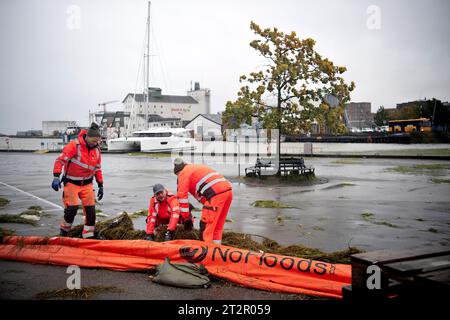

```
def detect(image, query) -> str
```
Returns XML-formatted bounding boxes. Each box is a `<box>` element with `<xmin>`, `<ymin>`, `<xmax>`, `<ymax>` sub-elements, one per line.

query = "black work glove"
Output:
<box><xmin>184</xmin><ymin>218</ymin><xmax>193</xmax><ymax>231</ymax></box>
<box><xmin>51</xmin><ymin>177</ymin><xmax>61</xmax><ymax>191</ymax></box>
<box><xmin>164</xmin><ymin>230</ymin><xmax>174</xmax><ymax>241</ymax></box>
<box><xmin>97</xmin><ymin>187</ymin><xmax>103</xmax><ymax>201</ymax></box>
<box><xmin>145</xmin><ymin>234</ymin><xmax>154</xmax><ymax>241</ymax></box>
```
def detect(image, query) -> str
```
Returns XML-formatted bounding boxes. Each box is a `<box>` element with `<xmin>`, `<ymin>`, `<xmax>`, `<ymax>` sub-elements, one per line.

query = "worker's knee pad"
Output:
<box><xmin>84</xmin><ymin>205</ymin><xmax>96</xmax><ymax>226</ymax></box>
<box><xmin>63</xmin><ymin>206</ymin><xmax>78</xmax><ymax>224</ymax></box>
<box><xmin>199</xmin><ymin>220</ymin><xmax>207</xmax><ymax>241</ymax></box>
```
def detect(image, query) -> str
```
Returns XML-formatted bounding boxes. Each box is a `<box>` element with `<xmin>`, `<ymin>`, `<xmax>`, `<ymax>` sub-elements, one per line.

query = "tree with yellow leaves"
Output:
<box><xmin>224</xmin><ymin>21</ymin><xmax>355</xmax><ymax>137</ymax></box>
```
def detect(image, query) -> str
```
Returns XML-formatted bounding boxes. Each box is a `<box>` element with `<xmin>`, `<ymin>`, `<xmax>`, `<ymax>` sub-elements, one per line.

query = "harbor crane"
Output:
<box><xmin>98</xmin><ymin>100</ymin><xmax>119</xmax><ymax>112</ymax></box>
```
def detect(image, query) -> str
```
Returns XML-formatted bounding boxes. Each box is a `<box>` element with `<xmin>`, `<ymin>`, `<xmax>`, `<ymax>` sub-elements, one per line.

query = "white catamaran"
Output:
<box><xmin>108</xmin><ymin>127</ymin><xmax>194</xmax><ymax>152</ymax></box>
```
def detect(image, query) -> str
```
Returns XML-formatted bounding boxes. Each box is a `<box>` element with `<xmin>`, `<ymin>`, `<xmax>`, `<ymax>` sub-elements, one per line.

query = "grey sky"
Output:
<box><xmin>0</xmin><ymin>0</ymin><xmax>449</xmax><ymax>134</ymax></box>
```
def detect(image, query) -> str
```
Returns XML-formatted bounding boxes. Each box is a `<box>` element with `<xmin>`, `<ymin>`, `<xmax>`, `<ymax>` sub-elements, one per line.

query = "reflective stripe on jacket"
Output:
<box><xmin>176</xmin><ymin>164</ymin><xmax>231</xmax><ymax>219</ymax></box>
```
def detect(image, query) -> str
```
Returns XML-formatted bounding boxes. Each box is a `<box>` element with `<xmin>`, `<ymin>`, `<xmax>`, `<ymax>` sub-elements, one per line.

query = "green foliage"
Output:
<box><xmin>374</xmin><ymin>106</ymin><xmax>388</xmax><ymax>126</ymax></box>
<box><xmin>224</xmin><ymin>22</ymin><xmax>355</xmax><ymax>135</ymax></box>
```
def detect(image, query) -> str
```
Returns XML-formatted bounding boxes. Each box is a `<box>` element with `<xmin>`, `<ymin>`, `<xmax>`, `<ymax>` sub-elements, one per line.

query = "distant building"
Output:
<box><xmin>185</xmin><ymin>113</ymin><xmax>223</xmax><ymax>140</ymax></box>
<box><xmin>344</xmin><ymin>102</ymin><xmax>374</xmax><ymax>131</ymax></box>
<box><xmin>147</xmin><ymin>114</ymin><xmax>182</xmax><ymax>128</ymax></box>
<box><xmin>16</xmin><ymin>130</ymin><xmax>43</xmax><ymax>137</ymax></box>
<box><xmin>123</xmin><ymin>82</ymin><xmax>211</xmax><ymax>133</ymax></box>
<box><xmin>396</xmin><ymin>100</ymin><xmax>424</xmax><ymax>110</ymax></box>
<box><xmin>91</xmin><ymin>111</ymin><xmax>131</xmax><ymax>139</ymax></box>
<box><xmin>42</xmin><ymin>121</ymin><xmax>77</xmax><ymax>137</ymax></box>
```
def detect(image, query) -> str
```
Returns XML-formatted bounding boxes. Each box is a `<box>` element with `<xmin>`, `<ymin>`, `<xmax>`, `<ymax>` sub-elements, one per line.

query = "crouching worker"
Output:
<box><xmin>145</xmin><ymin>183</ymin><xmax>194</xmax><ymax>241</ymax></box>
<box><xmin>173</xmin><ymin>158</ymin><xmax>232</xmax><ymax>245</ymax></box>
<box><xmin>51</xmin><ymin>123</ymin><xmax>104</xmax><ymax>239</ymax></box>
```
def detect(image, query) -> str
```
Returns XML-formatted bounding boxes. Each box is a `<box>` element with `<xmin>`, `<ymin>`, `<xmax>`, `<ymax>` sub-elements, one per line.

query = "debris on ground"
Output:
<box><xmin>63</xmin><ymin>212</ymin><xmax>362</xmax><ymax>263</ymax></box>
<box><xmin>34</xmin><ymin>286</ymin><xmax>124</xmax><ymax>300</ymax></box>
<box><xmin>0</xmin><ymin>197</ymin><xmax>10</xmax><ymax>208</ymax></box>
<box><xmin>221</xmin><ymin>232</ymin><xmax>362</xmax><ymax>264</ymax></box>
<box><xmin>252</xmin><ymin>200</ymin><xmax>295</xmax><ymax>209</ymax></box>
<box><xmin>130</xmin><ymin>209</ymin><xmax>149</xmax><ymax>218</ymax></box>
<box><xmin>361</xmin><ymin>212</ymin><xmax>398</xmax><ymax>228</ymax></box>
<box><xmin>64</xmin><ymin>212</ymin><xmax>362</xmax><ymax>264</ymax></box>
<box><xmin>431</xmin><ymin>178</ymin><xmax>450</xmax><ymax>184</ymax></box>
<box><xmin>0</xmin><ymin>205</ymin><xmax>46</xmax><ymax>225</ymax></box>
<box><xmin>386</xmin><ymin>164</ymin><xmax>450</xmax><ymax>176</ymax></box>
<box><xmin>321</xmin><ymin>182</ymin><xmax>356</xmax><ymax>190</ymax></box>
<box><xmin>32</xmin><ymin>150</ymin><xmax>49</xmax><ymax>154</ymax></box>
<box><xmin>27</xmin><ymin>205</ymin><xmax>43</xmax><ymax>211</ymax></box>
<box><xmin>275</xmin><ymin>215</ymin><xmax>292</xmax><ymax>225</ymax></box>
<box><xmin>0</xmin><ymin>214</ymin><xmax>33</xmax><ymax>225</ymax></box>
<box><xmin>0</xmin><ymin>227</ymin><xmax>16</xmax><ymax>236</ymax></box>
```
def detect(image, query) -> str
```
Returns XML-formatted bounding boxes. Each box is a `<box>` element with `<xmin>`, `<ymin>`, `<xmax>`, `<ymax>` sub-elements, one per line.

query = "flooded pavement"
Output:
<box><xmin>0</xmin><ymin>152</ymin><xmax>449</xmax><ymax>253</ymax></box>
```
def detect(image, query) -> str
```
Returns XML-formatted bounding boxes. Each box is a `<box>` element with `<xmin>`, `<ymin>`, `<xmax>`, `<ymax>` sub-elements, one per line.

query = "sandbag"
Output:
<box><xmin>153</xmin><ymin>257</ymin><xmax>210</xmax><ymax>288</ymax></box>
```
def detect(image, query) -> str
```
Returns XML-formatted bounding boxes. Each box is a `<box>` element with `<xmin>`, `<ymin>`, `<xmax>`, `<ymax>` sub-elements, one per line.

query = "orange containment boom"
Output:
<box><xmin>0</xmin><ymin>236</ymin><xmax>351</xmax><ymax>299</ymax></box>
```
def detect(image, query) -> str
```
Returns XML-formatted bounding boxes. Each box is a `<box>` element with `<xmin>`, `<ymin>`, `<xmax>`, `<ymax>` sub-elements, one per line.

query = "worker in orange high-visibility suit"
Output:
<box><xmin>174</xmin><ymin>158</ymin><xmax>232</xmax><ymax>245</ymax></box>
<box><xmin>145</xmin><ymin>183</ymin><xmax>194</xmax><ymax>241</ymax></box>
<box><xmin>52</xmin><ymin>123</ymin><xmax>104</xmax><ymax>239</ymax></box>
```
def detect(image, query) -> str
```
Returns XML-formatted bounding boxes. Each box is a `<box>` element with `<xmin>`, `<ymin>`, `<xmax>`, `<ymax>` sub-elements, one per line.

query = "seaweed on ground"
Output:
<box><xmin>34</xmin><ymin>286</ymin><xmax>124</xmax><ymax>300</ymax></box>
<box><xmin>0</xmin><ymin>227</ymin><xmax>16</xmax><ymax>237</ymax></box>
<box><xmin>0</xmin><ymin>214</ymin><xmax>37</xmax><ymax>225</ymax></box>
<box><xmin>252</xmin><ymin>200</ymin><xmax>295</xmax><ymax>209</ymax></box>
<box><xmin>65</xmin><ymin>212</ymin><xmax>363</xmax><ymax>264</ymax></box>
<box><xmin>0</xmin><ymin>197</ymin><xmax>11</xmax><ymax>207</ymax></box>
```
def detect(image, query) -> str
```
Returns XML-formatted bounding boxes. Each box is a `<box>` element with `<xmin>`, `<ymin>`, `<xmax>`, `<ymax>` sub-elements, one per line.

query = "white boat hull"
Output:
<box><xmin>107</xmin><ymin>138</ymin><xmax>141</xmax><ymax>152</ymax></box>
<box><xmin>140</xmin><ymin>137</ymin><xmax>195</xmax><ymax>153</ymax></box>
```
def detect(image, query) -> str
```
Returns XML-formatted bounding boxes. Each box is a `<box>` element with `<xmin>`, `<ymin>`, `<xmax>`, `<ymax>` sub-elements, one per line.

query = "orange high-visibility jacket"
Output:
<box><xmin>53</xmin><ymin>130</ymin><xmax>103</xmax><ymax>185</ymax></box>
<box><xmin>146</xmin><ymin>191</ymin><xmax>180</xmax><ymax>234</ymax></box>
<box><xmin>177</xmin><ymin>164</ymin><xmax>232</xmax><ymax>220</ymax></box>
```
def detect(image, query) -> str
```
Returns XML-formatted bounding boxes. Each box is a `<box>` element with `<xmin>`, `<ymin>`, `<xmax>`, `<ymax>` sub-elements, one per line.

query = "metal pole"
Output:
<box><xmin>237</xmin><ymin>138</ymin><xmax>240</xmax><ymax>178</ymax></box>
<box><xmin>145</xmin><ymin>1</ymin><xmax>151</xmax><ymax>129</ymax></box>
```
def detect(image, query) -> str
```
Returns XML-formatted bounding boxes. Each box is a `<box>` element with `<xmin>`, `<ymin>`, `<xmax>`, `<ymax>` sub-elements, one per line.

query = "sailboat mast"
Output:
<box><xmin>145</xmin><ymin>1</ymin><xmax>151</xmax><ymax>129</ymax></box>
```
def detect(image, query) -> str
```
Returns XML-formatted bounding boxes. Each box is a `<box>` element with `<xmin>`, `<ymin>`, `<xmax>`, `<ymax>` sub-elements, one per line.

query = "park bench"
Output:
<box><xmin>245</xmin><ymin>157</ymin><xmax>314</xmax><ymax>177</ymax></box>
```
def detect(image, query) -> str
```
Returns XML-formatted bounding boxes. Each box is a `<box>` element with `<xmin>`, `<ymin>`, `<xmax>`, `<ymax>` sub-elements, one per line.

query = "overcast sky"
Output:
<box><xmin>0</xmin><ymin>0</ymin><xmax>449</xmax><ymax>134</ymax></box>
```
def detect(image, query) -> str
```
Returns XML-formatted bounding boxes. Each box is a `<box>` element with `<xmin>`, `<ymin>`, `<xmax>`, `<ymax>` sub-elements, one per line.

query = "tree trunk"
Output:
<box><xmin>276</xmin><ymin>88</ymin><xmax>282</xmax><ymax>176</ymax></box>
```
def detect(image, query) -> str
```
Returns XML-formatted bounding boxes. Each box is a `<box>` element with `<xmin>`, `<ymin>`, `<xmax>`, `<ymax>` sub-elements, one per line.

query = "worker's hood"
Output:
<box><xmin>78</xmin><ymin>130</ymin><xmax>88</xmax><ymax>146</ymax></box>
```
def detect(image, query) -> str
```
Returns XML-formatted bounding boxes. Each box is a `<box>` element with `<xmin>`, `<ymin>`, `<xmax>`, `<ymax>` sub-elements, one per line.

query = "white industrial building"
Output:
<box><xmin>185</xmin><ymin>113</ymin><xmax>223</xmax><ymax>140</ymax></box>
<box><xmin>147</xmin><ymin>114</ymin><xmax>182</xmax><ymax>128</ymax></box>
<box><xmin>122</xmin><ymin>82</ymin><xmax>210</xmax><ymax>134</ymax></box>
<box><xmin>42</xmin><ymin>121</ymin><xmax>77</xmax><ymax>137</ymax></box>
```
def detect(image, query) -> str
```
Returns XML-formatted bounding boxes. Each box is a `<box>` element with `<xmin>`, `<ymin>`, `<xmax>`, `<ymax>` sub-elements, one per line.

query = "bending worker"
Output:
<box><xmin>51</xmin><ymin>123</ymin><xmax>104</xmax><ymax>239</ymax></box>
<box><xmin>173</xmin><ymin>158</ymin><xmax>232</xmax><ymax>245</ymax></box>
<box><xmin>145</xmin><ymin>183</ymin><xmax>194</xmax><ymax>241</ymax></box>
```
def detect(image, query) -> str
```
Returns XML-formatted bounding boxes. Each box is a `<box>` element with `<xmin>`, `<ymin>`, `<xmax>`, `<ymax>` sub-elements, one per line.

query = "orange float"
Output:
<box><xmin>0</xmin><ymin>236</ymin><xmax>351</xmax><ymax>299</ymax></box>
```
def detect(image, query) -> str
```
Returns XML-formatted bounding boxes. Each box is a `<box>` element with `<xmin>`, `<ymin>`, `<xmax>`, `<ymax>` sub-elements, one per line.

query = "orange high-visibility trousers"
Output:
<box><xmin>61</xmin><ymin>182</ymin><xmax>96</xmax><ymax>238</ymax></box>
<box><xmin>63</xmin><ymin>183</ymin><xmax>96</xmax><ymax>208</ymax></box>
<box><xmin>200</xmin><ymin>190</ymin><xmax>233</xmax><ymax>244</ymax></box>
